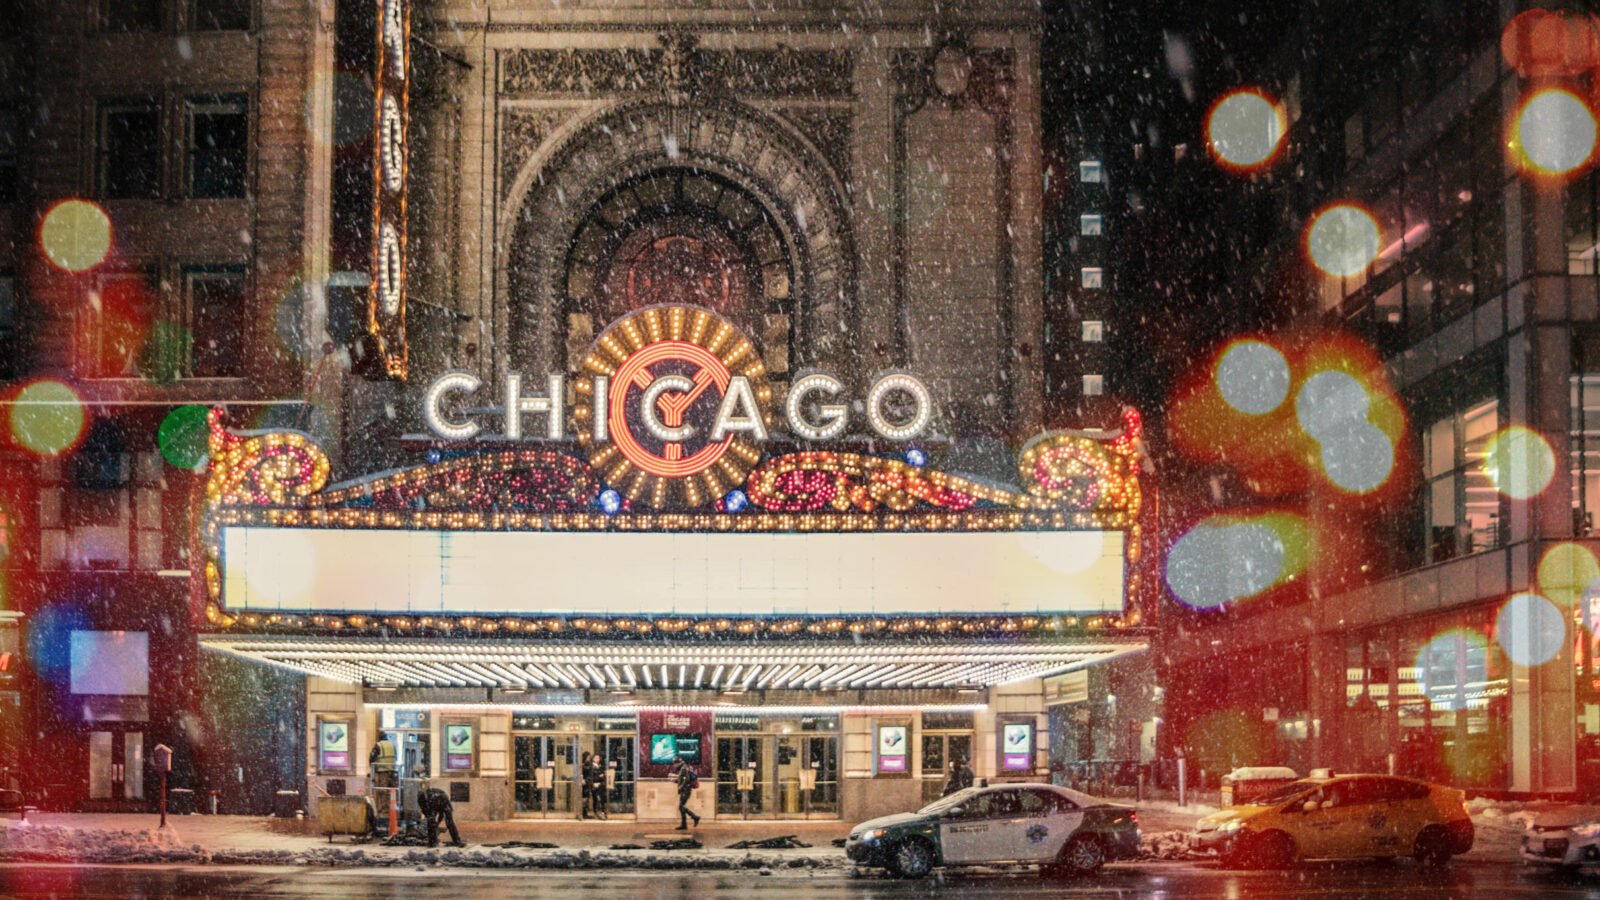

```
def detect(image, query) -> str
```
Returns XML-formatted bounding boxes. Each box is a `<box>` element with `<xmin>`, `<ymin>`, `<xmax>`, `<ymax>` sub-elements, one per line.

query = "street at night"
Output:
<box><xmin>4</xmin><ymin>0</ymin><xmax>1600</xmax><ymax>895</ymax></box>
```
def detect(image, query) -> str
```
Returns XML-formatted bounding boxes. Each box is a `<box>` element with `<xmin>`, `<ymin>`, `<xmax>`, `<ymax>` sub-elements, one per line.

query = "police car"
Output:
<box><xmin>844</xmin><ymin>783</ymin><xmax>1140</xmax><ymax>878</ymax></box>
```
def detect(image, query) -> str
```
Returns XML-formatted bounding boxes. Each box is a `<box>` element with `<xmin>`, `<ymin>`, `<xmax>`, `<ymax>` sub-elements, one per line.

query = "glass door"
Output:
<box><xmin>87</xmin><ymin>731</ymin><xmax>143</xmax><ymax>803</ymax></box>
<box><xmin>513</xmin><ymin>735</ymin><xmax>577</xmax><ymax>817</ymax></box>
<box><xmin>920</xmin><ymin>733</ymin><xmax>973</xmax><ymax>804</ymax></box>
<box><xmin>715</xmin><ymin>736</ymin><xmax>768</xmax><ymax>816</ymax></box>
<box><xmin>775</xmin><ymin>734</ymin><xmax>839</xmax><ymax>816</ymax></box>
<box><xmin>596</xmin><ymin>734</ymin><xmax>636</xmax><ymax>816</ymax></box>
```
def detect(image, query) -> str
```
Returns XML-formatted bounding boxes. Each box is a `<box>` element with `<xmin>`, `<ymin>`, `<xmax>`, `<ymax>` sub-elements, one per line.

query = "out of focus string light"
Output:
<box><xmin>1205</xmin><ymin>88</ymin><xmax>1287</xmax><ymax>172</ymax></box>
<box><xmin>1164</xmin><ymin>512</ymin><xmax>1307</xmax><ymax>609</ymax></box>
<box><xmin>1294</xmin><ymin>370</ymin><xmax>1393</xmax><ymax>494</ymax></box>
<box><xmin>1215</xmin><ymin>340</ymin><xmax>1290</xmax><ymax>415</ymax></box>
<box><xmin>8</xmin><ymin>380</ymin><xmax>88</xmax><ymax>457</ymax></box>
<box><xmin>1510</xmin><ymin>88</ymin><xmax>1598</xmax><ymax>177</ymax></box>
<box><xmin>1306</xmin><ymin>204</ymin><xmax>1381</xmax><ymax>277</ymax></box>
<box><xmin>1482</xmin><ymin>426</ymin><xmax>1556</xmax><ymax>500</ymax></box>
<box><xmin>39</xmin><ymin>199</ymin><xmax>113</xmax><ymax>273</ymax></box>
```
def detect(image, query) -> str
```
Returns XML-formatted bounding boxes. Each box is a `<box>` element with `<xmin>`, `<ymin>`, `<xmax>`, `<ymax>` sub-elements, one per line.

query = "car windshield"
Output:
<box><xmin>918</xmin><ymin>787</ymin><xmax>980</xmax><ymax>815</ymax></box>
<box><xmin>1251</xmin><ymin>779</ymin><xmax>1322</xmax><ymax>805</ymax></box>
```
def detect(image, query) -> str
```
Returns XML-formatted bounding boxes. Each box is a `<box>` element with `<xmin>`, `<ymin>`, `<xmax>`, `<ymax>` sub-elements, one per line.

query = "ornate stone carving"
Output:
<box><xmin>500</xmin><ymin>43</ymin><xmax>852</xmax><ymax>100</ymax></box>
<box><xmin>498</xmin><ymin>108</ymin><xmax>577</xmax><ymax>196</ymax></box>
<box><xmin>774</xmin><ymin>108</ymin><xmax>852</xmax><ymax>187</ymax></box>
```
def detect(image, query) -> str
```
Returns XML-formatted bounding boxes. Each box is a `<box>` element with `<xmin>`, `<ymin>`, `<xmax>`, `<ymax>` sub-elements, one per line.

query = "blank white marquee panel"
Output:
<box><xmin>221</xmin><ymin>527</ymin><xmax>1125</xmax><ymax>616</ymax></box>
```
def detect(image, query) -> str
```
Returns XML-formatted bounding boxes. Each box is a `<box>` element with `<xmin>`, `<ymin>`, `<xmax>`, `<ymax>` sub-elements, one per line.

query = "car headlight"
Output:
<box><xmin>1219</xmin><ymin>820</ymin><xmax>1244</xmax><ymax>834</ymax></box>
<box><xmin>1573</xmin><ymin>824</ymin><xmax>1600</xmax><ymax>839</ymax></box>
<box><xmin>860</xmin><ymin>828</ymin><xmax>889</xmax><ymax>842</ymax></box>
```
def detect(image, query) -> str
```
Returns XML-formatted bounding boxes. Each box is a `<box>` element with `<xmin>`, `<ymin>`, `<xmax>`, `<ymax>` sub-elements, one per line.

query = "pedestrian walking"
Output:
<box><xmin>588</xmin><ymin>754</ymin><xmax>609</xmax><ymax>820</ymax></box>
<box><xmin>579</xmin><ymin>752</ymin><xmax>595</xmax><ymax>818</ymax></box>
<box><xmin>418</xmin><ymin>786</ymin><xmax>464</xmax><ymax>847</ymax></box>
<box><xmin>672</xmin><ymin>758</ymin><xmax>701</xmax><ymax>830</ymax></box>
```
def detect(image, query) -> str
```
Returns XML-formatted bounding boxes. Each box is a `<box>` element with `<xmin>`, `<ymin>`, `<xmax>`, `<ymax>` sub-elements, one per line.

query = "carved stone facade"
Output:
<box><xmin>413</xmin><ymin>1</ymin><xmax>1044</xmax><ymax>437</ymax></box>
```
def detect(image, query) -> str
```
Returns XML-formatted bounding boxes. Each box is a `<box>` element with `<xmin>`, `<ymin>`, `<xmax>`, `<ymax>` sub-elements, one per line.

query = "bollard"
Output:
<box><xmin>387</xmin><ymin>787</ymin><xmax>399</xmax><ymax>837</ymax></box>
<box><xmin>1177</xmin><ymin>757</ymin><xmax>1187</xmax><ymax>808</ymax></box>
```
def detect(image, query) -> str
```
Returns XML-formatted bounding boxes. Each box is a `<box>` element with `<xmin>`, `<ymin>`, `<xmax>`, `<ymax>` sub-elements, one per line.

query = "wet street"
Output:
<box><xmin>0</xmin><ymin>860</ymin><xmax>1595</xmax><ymax>899</ymax></box>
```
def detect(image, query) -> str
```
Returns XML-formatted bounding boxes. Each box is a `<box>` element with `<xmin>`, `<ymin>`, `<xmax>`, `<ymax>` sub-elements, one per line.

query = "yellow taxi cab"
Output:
<box><xmin>1189</xmin><ymin>773</ymin><xmax>1473</xmax><ymax>868</ymax></box>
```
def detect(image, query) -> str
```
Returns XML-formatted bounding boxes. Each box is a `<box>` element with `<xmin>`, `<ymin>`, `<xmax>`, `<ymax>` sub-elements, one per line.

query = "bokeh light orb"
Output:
<box><xmin>1206</xmin><ymin>88</ymin><xmax>1288</xmax><ymax>171</ymax></box>
<box><xmin>158</xmin><ymin>405</ymin><xmax>212</xmax><ymax>471</ymax></box>
<box><xmin>1318</xmin><ymin>422</ymin><xmax>1396</xmax><ymax>494</ymax></box>
<box><xmin>1483</xmin><ymin>425</ymin><xmax>1556</xmax><ymax>499</ymax></box>
<box><xmin>1165</xmin><ymin>518</ymin><xmax>1287</xmax><ymax>609</ymax></box>
<box><xmin>1216</xmin><ymin>340</ymin><xmax>1291</xmax><ymax>415</ymax></box>
<box><xmin>1511</xmin><ymin>87</ymin><xmax>1598</xmax><ymax>176</ymax></box>
<box><xmin>1414</xmin><ymin>628</ymin><xmax>1490</xmax><ymax>700</ymax></box>
<box><xmin>1497</xmin><ymin>592</ymin><xmax>1567</xmax><ymax>666</ymax></box>
<box><xmin>1306</xmin><ymin>204</ymin><xmax>1381</xmax><ymax>277</ymax></box>
<box><xmin>1537</xmin><ymin>542</ymin><xmax>1600</xmax><ymax>608</ymax></box>
<box><xmin>8</xmin><ymin>380</ymin><xmax>88</xmax><ymax>457</ymax></box>
<box><xmin>1294</xmin><ymin>370</ymin><xmax>1370</xmax><ymax>440</ymax></box>
<box><xmin>39</xmin><ymin>199</ymin><xmax>113</xmax><ymax>273</ymax></box>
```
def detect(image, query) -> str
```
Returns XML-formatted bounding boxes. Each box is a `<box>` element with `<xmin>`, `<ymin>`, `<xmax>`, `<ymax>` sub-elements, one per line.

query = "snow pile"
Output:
<box><xmin>0</xmin><ymin>820</ymin><xmax>850</xmax><ymax>870</ymax></box>
<box><xmin>0</xmin><ymin>820</ymin><xmax>204</xmax><ymax>864</ymax></box>
<box><xmin>1139</xmin><ymin>830</ymin><xmax>1192</xmax><ymax>860</ymax></box>
<box><xmin>1136</xmin><ymin>799</ymin><xmax>1219</xmax><ymax>817</ymax></box>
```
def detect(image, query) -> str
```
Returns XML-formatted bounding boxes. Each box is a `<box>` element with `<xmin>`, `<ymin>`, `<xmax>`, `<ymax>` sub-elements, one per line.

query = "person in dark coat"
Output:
<box><xmin>943</xmin><ymin>758</ymin><xmax>974</xmax><ymax>796</ymax></box>
<box><xmin>418</xmin><ymin>786</ymin><xmax>464</xmax><ymax>847</ymax></box>
<box><xmin>672</xmin><ymin>758</ymin><xmax>701</xmax><ymax>830</ymax></box>
<box><xmin>579</xmin><ymin>752</ymin><xmax>595</xmax><ymax>819</ymax></box>
<box><xmin>588</xmin><ymin>754</ymin><xmax>609</xmax><ymax>820</ymax></box>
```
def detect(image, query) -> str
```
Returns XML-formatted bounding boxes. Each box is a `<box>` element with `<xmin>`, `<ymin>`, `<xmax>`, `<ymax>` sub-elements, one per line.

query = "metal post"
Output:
<box><xmin>159</xmin><ymin>768</ymin><xmax>167</xmax><ymax>829</ymax></box>
<box><xmin>1177</xmin><ymin>757</ymin><xmax>1187</xmax><ymax>808</ymax></box>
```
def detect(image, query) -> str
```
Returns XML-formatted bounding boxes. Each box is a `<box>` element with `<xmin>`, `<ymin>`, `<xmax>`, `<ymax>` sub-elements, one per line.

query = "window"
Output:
<box><xmin>190</xmin><ymin>0</ymin><xmax>250</xmax><ymax>30</ymax></box>
<box><xmin>1018</xmin><ymin>789</ymin><xmax>1057</xmax><ymax>816</ymax></box>
<box><xmin>98</xmin><ymin>99</ymin><xmax>161</xmax><ymax>199</ymax></box>
<box><xmin>1572</xmin><ymin>375</ymin><xmax>1600</xmax><ymax>536</ymax></box>
<box><xmin>100</xmin><ymin>0</ymin><xmax>163</xmax><ymax>32</ymax></box>
<box><xmin>1079</xmin><ymin>214</ymin><xmax>1103</xmax><ymax>236</ymax></box>
<box><xmin>1421</xmin><ymin>399</ymin><xmax>1499</xmax><ymax>564</ymax></box>
<box><xmin>83</xmin><ymin>267</ymin><xmax>157</xmax><ymax>378</ymax></box>
<box><xmin>1081</xmin><ymin>320</ymin><xmax>1104</xmax><ymax>342</ymax></box>
<box><xmin>186</xmin><ymin>95</ymin><xmax>247</xmax><ymax>198</ymax></box>
<box><xmin>0</xmin><ymin>110</ymin><xmax>16</xmax><ymax>202</ymax></box>
<box><xmin>1078</xmin><ymin>160</ymin><xmax>1103</xmax><ymax>183</ymax></box>
<box><xmin>183</xmin><ymin>265</ymin><xmax>247</xmax><ymax>377</ymax></box>
<box><xmin>1080</xmin><ymin>267</ymin><xmax>1103</xmax><ymax>289</ymax></box>
<box><xmin>1082</xmin><ymin>374</ymin><xmax>1103</xmax><ymax>396</ymax></box>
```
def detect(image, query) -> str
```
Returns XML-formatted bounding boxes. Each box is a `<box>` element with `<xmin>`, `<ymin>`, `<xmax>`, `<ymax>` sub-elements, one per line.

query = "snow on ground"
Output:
<box><xmin>0</xmin><ymin>819</ymin><xmax>849</xmax><ymax>870</ymax></box>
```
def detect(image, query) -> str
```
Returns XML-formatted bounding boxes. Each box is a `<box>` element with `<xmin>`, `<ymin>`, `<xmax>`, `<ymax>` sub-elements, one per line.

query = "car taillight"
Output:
<box><xmin>1129</xmin><ymin>812</ymin><xmax>1138</xmax><ymax>823</ymax></box>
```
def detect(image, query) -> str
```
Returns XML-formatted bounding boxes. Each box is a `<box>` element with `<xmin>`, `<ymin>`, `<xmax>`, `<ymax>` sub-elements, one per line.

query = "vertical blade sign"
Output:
<box><xmin>370</xmin><ymin>0</ymin><xmax>410</xmax><ymax>378</ymax></box>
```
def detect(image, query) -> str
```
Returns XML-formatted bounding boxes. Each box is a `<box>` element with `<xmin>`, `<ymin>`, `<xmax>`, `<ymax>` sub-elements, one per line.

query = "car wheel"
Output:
<box><xmin>1413</xmin><ymin>826</ymin><xmax>1453</xmax><ymax>867</ymax></box>
<box><xmin>1062</xmin><ymin>835</ymin><xmax>1107</xmax><ymax>874</ymax></box>
<box><xmin>891</xmin><ymin>839</ymin><xmax>934</xmax><ymax>879</ymax></box>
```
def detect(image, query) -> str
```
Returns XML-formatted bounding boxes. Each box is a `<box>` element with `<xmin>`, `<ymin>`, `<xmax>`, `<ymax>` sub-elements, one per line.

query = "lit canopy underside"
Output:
<box><xmin>198</xmin><ymin>635</ymin><xmax>1147</xmax><ymax>690</ymax></box>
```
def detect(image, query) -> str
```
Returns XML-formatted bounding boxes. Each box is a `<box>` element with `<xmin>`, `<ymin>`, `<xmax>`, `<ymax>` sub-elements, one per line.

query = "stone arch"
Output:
<box><xmin>498</xmin><ymin>98</ymin><xmax>854</xmax><ymax>377</ymax></box>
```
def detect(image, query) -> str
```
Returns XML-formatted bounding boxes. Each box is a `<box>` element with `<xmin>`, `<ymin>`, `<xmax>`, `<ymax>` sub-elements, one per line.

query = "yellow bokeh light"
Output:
<box><xmin>1483</xmin><ymin>426</ymin><xmax>1556</xmax><ymax>499</ymax></box>
<box><xmin>1306</xmin><ymin>203</ymin><xmax>1381</xmax><ymax>277</ymax></box>
<box><xmin>1206</xmin><ymin>89</ymin><xmax>1288</xmax><ymax>171</ymax></box>
<box><xmin>38</xmin><ymin>199</ymin><xmax>113</xmax><ymax>273</ymax></box>
<box><xmin>1537</xmin><ymin>543</ymin><xmax>1599</xmax><ymax>609</ymax></box>
<box><xmin>1510</xmin><ymin>87</ymin><xmax>1598</xmax><ymax>177</ymax></box>
<box><xmin>8</xmin><ymin>380</ymin><xmax>88</xmax><ymax>457</ymax></box>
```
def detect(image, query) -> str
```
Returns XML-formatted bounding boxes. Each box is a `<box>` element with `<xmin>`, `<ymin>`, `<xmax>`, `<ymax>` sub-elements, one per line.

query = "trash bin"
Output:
<box><xmin>1220</xmin><ymin>767</ymin><xmax>1299</xmax><ymax>807</ymax></box>
<box><xmin>169</xmin><ymin>788</ymin><xmax>195</xmax><ymax>815</ymax></box>
<box><xmin>274</xmin><ymin>790</ymin><xmax>301</xmax><ymax>818</ymax></box>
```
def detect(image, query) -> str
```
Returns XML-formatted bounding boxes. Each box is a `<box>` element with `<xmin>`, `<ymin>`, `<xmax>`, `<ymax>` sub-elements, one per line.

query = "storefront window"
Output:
<box><xmin>379</xmin><ymin>709</ymin><xmax>431</xmax><ymax>779</ymax></box>
<box><xmin>1422</xmin><ymin>398</ymin><xmax>1500</xmax><ymax>563</ymax></box>
<box><xmin>1397</xmin><ymin>612</ymin><xmax>1509</xmax><ymax>789</ymax></box>
<box><xmin>1573</xmin><ymin>374</ymin><xmax>1600</xmax><ymax>536</ymax></box>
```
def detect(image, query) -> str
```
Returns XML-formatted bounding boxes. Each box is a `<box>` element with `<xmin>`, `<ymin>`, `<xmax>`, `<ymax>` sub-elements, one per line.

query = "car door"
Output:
<box><xmin>939</xmin><ymin>790</ymin><xmax>1021</xmax><ymax>864</ymax></box>
<box><xmin>1018</xmin><ymin>787</ymin><xmax>1080</xmax><ymax>861</ymax></box>
<box><xmin>1291</xmin><ymin>785</ymin><xmax>1348</xmax><ymax>859</ymax></box>
<box><xmin>1371</xmin><ymin>778</ymin><xmax>1433</xmax><ymax>855</ymax></box>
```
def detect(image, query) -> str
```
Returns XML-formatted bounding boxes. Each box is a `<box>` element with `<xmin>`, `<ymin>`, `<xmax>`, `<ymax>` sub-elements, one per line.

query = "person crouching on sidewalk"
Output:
<box><xmin>418</xmin><ymin>786</ymin><xmax>465</xmax><ymax>848</ymax></box>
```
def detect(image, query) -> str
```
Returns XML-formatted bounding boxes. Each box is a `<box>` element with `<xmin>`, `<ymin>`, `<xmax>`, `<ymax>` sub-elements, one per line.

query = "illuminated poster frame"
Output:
<box><xmin>442</xmin><ymin>720</ymin><xmax>476</xmax><ymax>774</ymax></box>
<box><xmin>999</xmin><ymin>719</ymin><xmax>1035</xmax><ymax>773</ymax></box>
<box><xmin>876</xmin><ymin>722</ymin><xmax>910</xmax><ymax>775</ymax></box>
<box><xmin>318</xmin><ymin>716</ymin><xmax>354</xmax><ymax>774</ymax></box>
<box><xmin>369</xmin><ymin>0</ymin><xmax>410</xmax><ymax>378</ymax></box>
